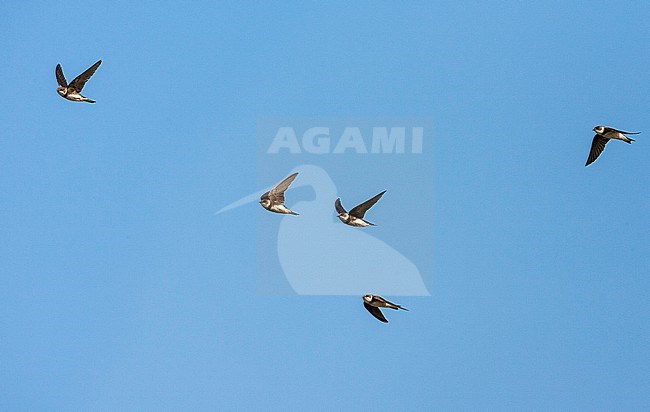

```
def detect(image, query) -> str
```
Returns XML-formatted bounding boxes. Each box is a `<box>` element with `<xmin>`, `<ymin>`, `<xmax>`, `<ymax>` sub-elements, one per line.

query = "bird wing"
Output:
<box><xmin>68</xmin><ymin>60</ymin><xmax>102</xmax><ymax>92</ymax></box>
<box><xmin>364</xmin><ymin>302</ymin><xmax>388</xmax><ymax>323</ymax></box>
<box><xmin>585</xmin><ymin>134</ymin><xmax>608</xmax><ymax>166</ymax></box>
<box><xmin>268</xmin><ymin>172</ymin><xmax>298</xmax><ymax>203</ymax></box>
<box><xmin>55</xmin><ymin>64</ymin><xmax>68</xmax><ymax>87</ymax></box>
<box><xmin>334</xmin><ymin>198</ymin><xmax>347</xmax><ymax>214</ymax></box>
<box><xmin>374</xmin><ymin>295</ymin><xmax>407</xmax><ymax>311</ymax></box>
<box><xmin>375</xmin><ymin>295</ymin><xmax>400</xmax><ymax>310</ymax></box>
<box><xmin>605</xmin><ymin>127</ymin><xmax>640</xmax><ymax>135</ymax></box>
<box><xmin>349</xmin><ymin>190</ymin><xmax>386</xmax><ymax>218</ymax></box>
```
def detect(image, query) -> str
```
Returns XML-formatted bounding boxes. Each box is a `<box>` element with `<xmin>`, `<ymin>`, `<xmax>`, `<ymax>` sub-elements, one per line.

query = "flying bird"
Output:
<box><xmin>335</xmin><ymin>190</ymin><xmax>386</xmax><ymax>227</ymax></box>
<box><xmin>363</xmin><ymin>294</ymin><xmax>408</xmax><ymax>323</ymax></box>
<box><xmin>260</xmin><ymin>172</ymin><xmax>299</xmax><ymax>215</ymax></box>
<box><xmin>217</xmin><ymin>165</ymin><xmax>431</xmax><ymax>296</ymax></box>
<box><xmin>55</xmin><ymin>60</ymin><xmax>102</xmax><ymax>103</ymax></box>
<box><xmin>585</xmin><ymin>126</ymin><xmax>639</xmax><ymax>166</ymax></box>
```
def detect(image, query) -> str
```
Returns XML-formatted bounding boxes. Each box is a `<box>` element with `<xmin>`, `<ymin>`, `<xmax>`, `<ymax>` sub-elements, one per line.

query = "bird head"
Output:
<box><xmin>56</xmin><ymin>86</ymin><xmax>67</xmax><ymax>96</ymax></box>
<box><xmin>593</xmin><ymin>126</ymin><xmax>605</xmax><ymax>134</ymax></box>
<box><xmin>363</xmin><ymin>294</ymin><xmax>373</xmax><ymax>302</ymax></box>
<box><xmin>260</xmin><ymin>199</ymin><xmax>271</xmax><ymax>208</ymax></box>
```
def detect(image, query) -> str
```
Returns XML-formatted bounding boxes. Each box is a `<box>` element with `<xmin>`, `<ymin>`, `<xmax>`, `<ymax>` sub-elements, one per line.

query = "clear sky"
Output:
<box><xmin>1</xmin><ymin>1</ymin><xmax>649</xmax><ymax>410</ymax></box>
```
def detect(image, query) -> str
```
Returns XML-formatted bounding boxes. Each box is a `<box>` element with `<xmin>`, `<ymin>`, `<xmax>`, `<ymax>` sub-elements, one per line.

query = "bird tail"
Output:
<box><xmin>626</xmin><ymin>137</ymin><xmax>635</xmax><ymax>144</ymax></box>
<box><xmin>289</xmin><ymin>211</ymin><xmax>299</xmax><ymax>215</ymax></box>
<box><xmin>84</xmin><ymin>98</ymin><xmax>96</xmax><ymax>104</ymax></box>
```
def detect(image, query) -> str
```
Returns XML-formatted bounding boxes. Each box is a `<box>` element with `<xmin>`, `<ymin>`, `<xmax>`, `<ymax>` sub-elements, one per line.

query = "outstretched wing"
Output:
<box><xmin>375</xmin><ymin>296</ymin><xmax>408</xmax><ymax>311</ymax></box>
<box><xmin>268</xmin><ymin>172</ymin><xmax>298</xmax><ymax>203</ymax></box>
<box><xmin>605</xmin><ymin>127</ymin><xmax>640</xmax><ymax>135</ymax></box>
<box><xmin>364</xmin><ymin>302</ymin><xmax>388</xmax><ymax>323</ymax></box>
<box><xmin>585</xmin><ymin>135</ymin><xmax>608</xmax><ymax>166</ymax></box>
<box><xmin>55</xmin><ymin>64</ymin><xmax>67</xmax><ymax>87</ymax></box>
<box><xmin>68</xmin><ymin>60</ymin><xmax>102</xmax><ymax>92</ymax></box>
<box><xmin>350</xmin><ymin>190</ymin><xmax>386</xmax><ymax>218</ymax></box>
<box><xmin>334</xmin><ymin>198</ymin><xmax>347</xmax><ymax>214</ymax></box>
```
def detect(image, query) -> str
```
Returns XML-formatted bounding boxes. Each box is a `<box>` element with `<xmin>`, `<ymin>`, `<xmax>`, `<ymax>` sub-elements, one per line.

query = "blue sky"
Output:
<box><xmin>1</xmin><ymin>1</ymin><xmax>649</xmax><ymax>410</ymax></box>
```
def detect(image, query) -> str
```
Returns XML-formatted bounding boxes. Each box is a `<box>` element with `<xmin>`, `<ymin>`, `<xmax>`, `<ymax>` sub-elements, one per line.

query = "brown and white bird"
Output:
<box><xmin>362</xmin><ymin>294</ymin><xmax>408</xmax><ymax>323</ymax></box>
<box><xmin>335</xmin><ymin>190</ymin><xmax>385</xmax><ymax>227</ymax></box>
<box><xmin>585</xmin><ymin>126</ymin><xmax>639</xmax><ymax>166</ymax></box>
<box><xmin>260</xmin><ymin>172</ymin><xmax>299</xmax><ymax>215</ymax></box>
<box><xmin>55</xmin><ymin>60</ymin><xmax>102</xmax><ymax>103</ymax></box>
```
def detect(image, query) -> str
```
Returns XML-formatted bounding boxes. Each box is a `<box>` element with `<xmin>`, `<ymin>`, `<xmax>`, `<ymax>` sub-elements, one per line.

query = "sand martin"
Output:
<box><xmin>363</xmin><ymin>294</ymin><xmax>408</xmax><ymax>323</ymax></box>
<box><xmin>335</xmin><ymin>190</ymin><xmax>386</xmax><ymax>227</ymax></box>
<box><xmin>260</xmin><ymin>172</ymin><xmax>299</xmax><ymax>215</ymax></box>
<box><xmin>55</xmin><ymin>60</ymin><xmax>102</xmax><ymax>103</ymax></box>
<box><xmin>585</xmin><ymin>126</ymin><xmax>639</xmax><ymax>166</ymax></box>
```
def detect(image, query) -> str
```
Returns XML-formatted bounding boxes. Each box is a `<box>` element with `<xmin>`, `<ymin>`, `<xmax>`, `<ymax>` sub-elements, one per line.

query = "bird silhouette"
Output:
<box><xmin>217</xmin><ymin>164</ymin><xmax>430</xmax><ymax>296</ymax></box>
